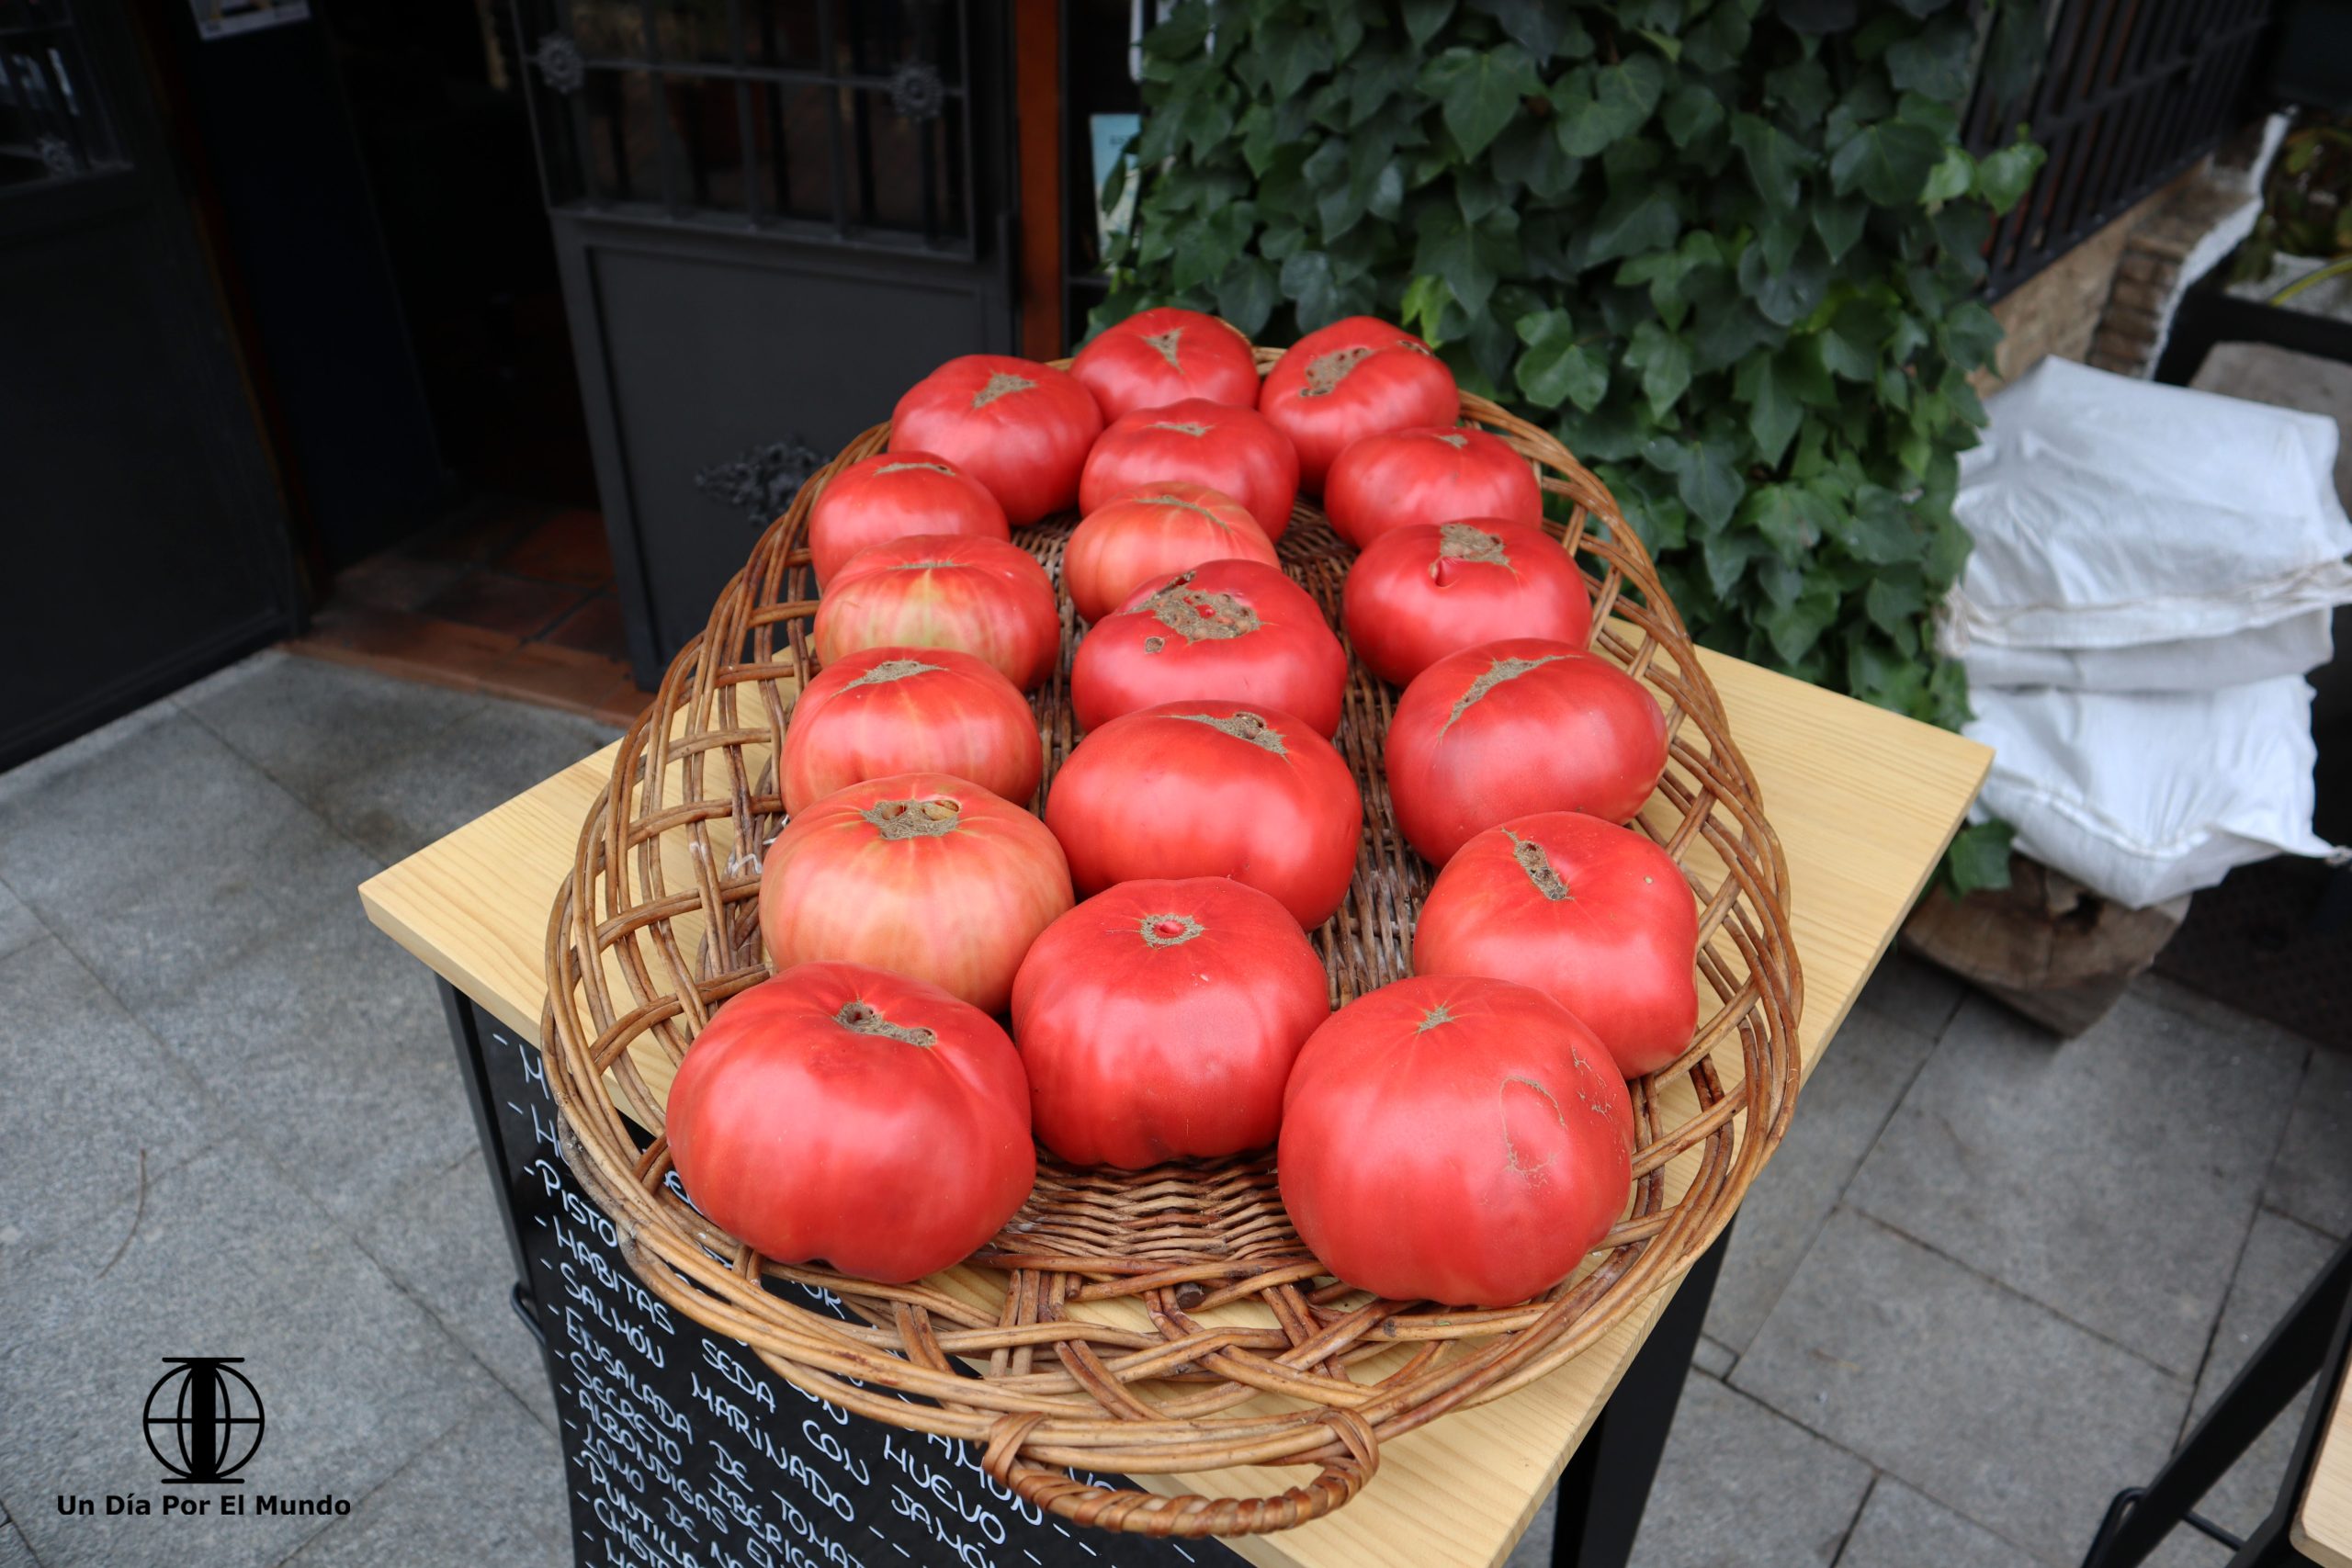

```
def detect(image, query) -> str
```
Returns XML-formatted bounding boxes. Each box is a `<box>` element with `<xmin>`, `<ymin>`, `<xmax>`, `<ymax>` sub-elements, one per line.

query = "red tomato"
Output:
<box><xmin>1342</xmin><ymin>520</ymin><xmax>1593</xmax><ymax>688</ymax></box>
<box><xmin>1322</xmin><ymin>426</ymin><xmax>1543</xmax><ymax>548</ymax></box>
<box><xmin>665</xmin><ymin>962</ymin><xmax>1034</xmax><ymax>1283</ymax></box>
<box><xmin>1278</xmin><ymin>975</ymin><xmax>1634</xmax><ymax>1306</ymax></box>
<box><xmin>1069</xmin><ymin>307</ymin><xmax>1261</xmax><ymax>421</ymax></box>
<box><xmin>1070</xmin><ymin>560</ymin><xmax>1345</xmax><ymax>737</ymax></box>
<box><xmin>813</xmin><ymin>534</ymin><xmax>1061</xmax><ymax>693</ymax></box>
<box><xmin>1258</xmin><ymin>317</ymin><xmax>1459</xmax><ymax>493</ymax></box>
<box><xmin>1010</xmin><ymin>877</ymin><xmax>1329</xmax><ymax>1168</ymax></box>
<box><xmin>890</xmin><ymin>355</ymin><xmax>1103</xmax><ymax>525</ymax></box>
<box><xmin>1414</xmin><ymin>812</ymin><xmax>1700</xmax><ymax>1078</ymax></box>
<box><xmin>1079</xmin><ymin>399</ymin><xmax>1299</xmax><ymax>541</ymax></box>
<box><xmin>761</xmin><ymin>772</ymin><xmax>1073</xmax><ymax>1013</ymax></box>
<box><xmin>1385</xmin><ymin>638</ymin><xmax>1668</xmax><ymax>865</ymax></box>
<box><xmin>782</xmin><ymin>646</ymin><xmax>1042</xmax><ymax>815</ymax></box>
<box><xmin>1045</xmin><ymin>701</ymin><xmax>1362</xmax><ymax>928</ymax></box>
<box><xmin>805</xmin><ymin>450</ymin><xmax>1009</xmax><ymax>587</ymax></box>
<box><xmin>1061</xmin><ymin>481</ymin><xmax>1279</xmax><ymax>624</ymax></box>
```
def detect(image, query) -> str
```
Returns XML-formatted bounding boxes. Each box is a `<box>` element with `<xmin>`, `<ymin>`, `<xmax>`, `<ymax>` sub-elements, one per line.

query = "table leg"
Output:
<box><xmin>2079</xmin><ymin>1231</ymin><xmax>2352</xmax><ymax>1568</ymax></box>
<box><xmin>1549</xmin><ymin>1220</ymin><xmax>1736</xmax><ymax>1568</ymax></box>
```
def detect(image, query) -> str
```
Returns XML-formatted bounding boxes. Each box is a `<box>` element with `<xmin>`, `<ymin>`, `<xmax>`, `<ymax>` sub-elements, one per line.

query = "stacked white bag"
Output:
<box><xmin>1944</xmin><ymin>357</ymin><xmax>2352</xmax><ymax>908</ymax></box>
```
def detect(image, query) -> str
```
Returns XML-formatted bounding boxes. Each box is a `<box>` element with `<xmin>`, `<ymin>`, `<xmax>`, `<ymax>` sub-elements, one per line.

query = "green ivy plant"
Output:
<box><xmin>1098</xmin><ymin>0</ymin><xmax>2041</xmax><ymax>890</ymax></box>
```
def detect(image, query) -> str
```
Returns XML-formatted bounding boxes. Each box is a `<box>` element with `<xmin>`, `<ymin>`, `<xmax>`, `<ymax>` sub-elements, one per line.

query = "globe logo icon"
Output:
<box><xmin>144</xmin><ymin>1359</ymin><xmax>265</xmax><ymax>1483</ymax></box>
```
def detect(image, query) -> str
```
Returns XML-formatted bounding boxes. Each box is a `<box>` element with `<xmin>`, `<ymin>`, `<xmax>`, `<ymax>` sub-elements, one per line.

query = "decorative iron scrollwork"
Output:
<box><xmin>530</xmin><ymin>33</ymin><xmax>585</xmax><ymax>96</ymax></box>
<box><xmin>695</xmin><ymin>438</ymin><xmax>822</xmax><ymax>528</ymax></box>
<box><xmin>888</xmin><ymin>60</ymin><xmax>944</xmax><ymax>122</ymax></box>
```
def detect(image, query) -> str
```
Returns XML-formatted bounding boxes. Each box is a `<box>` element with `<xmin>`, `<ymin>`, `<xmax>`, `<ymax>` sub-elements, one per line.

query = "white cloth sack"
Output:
<box><xmin>1966</xmin><ymin>677</ymin><xmax>2336</xmax><ymax>908</ymax></box>
<box><xmin>1948</xmin><ymin>356</ymin><xmax>2352</xmax><ymax>660</ymax></box>
<box><xmin>1956</xmin><ymin>608</ymin><xmax>2338</xmax><ymax>692</ymax></box>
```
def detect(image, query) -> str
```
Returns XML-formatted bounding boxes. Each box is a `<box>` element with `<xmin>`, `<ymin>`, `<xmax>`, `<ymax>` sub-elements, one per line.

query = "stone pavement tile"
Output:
<box><xmin>177</xmin><ymin>651</ymin><xmax>483</xmax><ymax>808</ymax></box>
<box><xmin>128</xmin><ymin>895</ymin><xmax>473</xmax><ymax>1230</ymax></box>
<box><xmin>357</xmin><ymin>1153</ymin><xmax>559</xmax><ymax>1432</ymax></box>
<box><xmin>1707</xmin><ymin>1008</ymin><xmax>1938</xmax><ymax>1354</ymax></box>
<box><xmin>312</xmin><ymin>698</ymin><xmax>616</xmax><ymax>865</ymax></box>
<box><xmin>282</xmin><ymin>1392</ymin><xmax>567</xmax><ymax>1568</ymax></box>
<box><xmin>0</xmin><ymin>879</ymin><xmax>41</xmax><ymax>961</ymax></box>
<box><xmin>1859</xmin><ymin>950</ymin><xmax>1970</xmax><ymax>1041</ymax></box>
<box><xmin>1693</xmin><ymin>1334</ymin><xmax>1736</xmax><ymax>1379</ymax></box>
<box><xmin>1847</xmin><ymin>983</ymin><xmax>2306</xmax><ymax>1378</ymax></box>
<box><xmin>0</xmin><ymin>939</ymin><xmax>228</xmax><ymax>1258</ymax></box>
<box><xmin>0</xmin><ymin>709</ymin><xmax>380</xmax><ymax>1016</ymax></box>
<box><xmin>1837</xmin><ymin>1477</ymin><xmax>2035</xmax><ymax>1568</ymax></box>
<box><xmin>2267</xmin><ymin>1044</ymin><xmax>2352</xmax><ymax>1240</ymax></box>
<box><xmin>0</xmin><ymin>1520</ymin><xmax>31</xmax><ymax>1568</ymax></box>
<box><xmin>1732</xmin><ymin>1209</ymin><xmax>2188</xmax><ymax>1562</ymax></box>
<box><xmin>0</xmin><ymin>1145</ymin><xmax>493</xmax><ymax>1568</ymax></box>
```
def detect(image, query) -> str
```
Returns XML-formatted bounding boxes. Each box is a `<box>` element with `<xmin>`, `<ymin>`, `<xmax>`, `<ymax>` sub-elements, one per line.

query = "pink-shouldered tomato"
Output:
<box><xmin>781</xmin><ymin>646</ymin><xmax>1043</xmax><ymax>815</ymax></box>
<box><xmin>1010</xmin><ymin>877</ymin><xmax>1329</xmax><ymax>1168</ymax></box>
<box><xmin>1061</xmin><ymin>481</ymin><xmax>1278</xmax><ymax>625</ymax></box>
<box><xmin>1341</xmin><ymin>520</ymin><xmax>1592</xmax><ymax>688</ymax></box>
<box><xmin>1069</xmin><ymin>307</ymin><xmax>1261</xmax><ymax>421</ymax></box>
<box><xmin>889</xmin><ymin>355</ymin><xmax>1103</xmax><ymax>525</ymax></box>
<box><xmin>1070</xmin><ymin>559</ymin><xmax>1345</xmax><ymax>737</ymax></box>
<box><xmin>1278</xmin><ymin>975</ymin><xmax>1634</xmax><ymax>1306</ymax></box>
<box><xmin>813</xmin><ymin>534</ymin><xmax>1061</xmax><ymax>693</ymax></box>
<box><xmin>1079</xmin><ymin>399</ymin><xmax>1299</xmax><ymax>540</ymax></box>
<box><xmin>665</xmin><ymin>961</ymin><xmax>1035</xmax><ymax>1283</ymax></box>
<box><xmin>1257</xmin><ymin>317</ymin><xmax>1459</xmax><ymax>493</ymax></box>
<box><xmin>805</xmin><ymin>450</ymin><xmax>1010</xmax><ymax>587</ymax></box>
<box><xmin>1322</xmin><ymin>425</ymin><xmax>1543</xmax><ymax>547</ymax></box>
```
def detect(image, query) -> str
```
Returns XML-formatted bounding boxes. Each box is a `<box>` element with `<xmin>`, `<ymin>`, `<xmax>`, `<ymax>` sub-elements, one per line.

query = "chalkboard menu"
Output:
<box><xmin>464</xmin><ymin>1000</ymin><xmax>1212</xmax><ymax>1568</ymax></box>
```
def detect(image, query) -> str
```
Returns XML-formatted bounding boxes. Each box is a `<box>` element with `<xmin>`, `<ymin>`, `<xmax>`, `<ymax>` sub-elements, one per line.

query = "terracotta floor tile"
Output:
<box><xmin>404</xmin><ymin>499</ymin><xmax>548</xmax><ymax>565</ymax></box>
<box><xmin>497</xmin><ymin>508</ymin><xmax>614</xmax><ymax>590</ymax></box>
<box><xmin>478</xmin><ymin>643</ymin><xmax>635</xmax><ymax>717</ymax></box>
<box><xmin>285</xmin><ymin>604</ymin><xmax>517</xmax><ymax>688</ymax></box>
<box><xmin>540</xmin><ymin>595</ymin><xmax>630</xmax><ymax>662</ymax></box>
<box><xmin>418</xmin><ymin>572</ymin><xmax>587</xmax><ymax>640</ymax></box>
<box><xmin>334</xmin><ymin>554</ymin><xmax>466</xmax><ymax>614</ymax></box>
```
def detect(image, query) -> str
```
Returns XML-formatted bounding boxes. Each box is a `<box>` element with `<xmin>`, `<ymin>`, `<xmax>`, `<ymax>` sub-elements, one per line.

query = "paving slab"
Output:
<box><xmin>0</xmin><ymin>1145</ymin><xmax>493</xmax><ymax>1568</ymax></box>
<box><xmin>311</xmin><ymin>699</ymin><xmax>616</xmax><ymax>865</ymax></box>
<box><xmin>1693</xmin><ymin>1334</ymin><xmax>1736</xmax><ymax>1379</ymax></box>
<box><xmin>178</xmin><ymin>651</ymin><xmax>484</xmax><ymax>809</ymax></box>
<box><xmin>281</xmin><ymin>1392</ymin><xmax>567</xmax><ymax>1568</ymax></box>
<box><xmin>0</xmin><ymin>1520</ymin><xmax>32</xmax><ymax>1568</ymax></box>
<box><xmin>1858</xmin><ymin>949</ymin><xmax>1971</xmax><ymax>1041</ymax></box>
<box><xmin>2267</xmin><ymin>1043</ymin><xmax>2352</xmax><ymax>1240</ymax></box>
<box><xmin>0</xmin><ymin>878</ymin><xmax>42</xmax><ymax>962</ymax></box>
<box><xmin>0</xmin><ymin>938</ymin><xmax>229</xmax><ymax>1260</ymax></box>
<box><xmin>1837</xmin><ymin>1477</ymin><xmax>2035</xmax><ymax>1568</ymax></box>
<box><xmin>1733</xmin><ymin>1208</ymin><xmax>2188</xmax><ymax>1563</ymax></box>
<box><xmin>1707</xmin><ymin>1007</ymin><xmax>1938</xmax><ymax>1354</ymax></box>
<box><xmin>1848</xmin><ymin>982</ymin><xmax>2306</xmax><ymax>1377</ymax></box>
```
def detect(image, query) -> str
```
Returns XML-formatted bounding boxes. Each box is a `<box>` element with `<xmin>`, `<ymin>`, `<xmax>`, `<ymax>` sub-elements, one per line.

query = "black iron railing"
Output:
<box><xmin>1965</xmin><ymin>0</ymin><xmax>2280</xmax><ymax>298</ymax></box>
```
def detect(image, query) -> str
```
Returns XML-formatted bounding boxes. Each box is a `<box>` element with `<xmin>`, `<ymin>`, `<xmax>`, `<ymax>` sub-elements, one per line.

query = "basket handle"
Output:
<box><xmin>979</xmin><ymin>1411</ymin><xmax>1380</xmax><ymax>1537</ymax></box>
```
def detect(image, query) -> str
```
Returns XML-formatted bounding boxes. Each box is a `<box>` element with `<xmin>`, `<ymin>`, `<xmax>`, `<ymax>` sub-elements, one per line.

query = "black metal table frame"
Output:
<box><xmin>436</xmin><ymin>979</ymin><xmax>1733</xmax><ymax>1568</ymax></box>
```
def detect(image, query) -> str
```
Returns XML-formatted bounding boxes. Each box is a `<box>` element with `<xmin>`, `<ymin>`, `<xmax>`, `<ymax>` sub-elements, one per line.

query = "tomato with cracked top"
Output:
<box><xmin>1068</xmin><ymin>307</ymin><xmax>1261</xmax><ymax>421</ymax></box>
<box><xmin>812</xmin><ymin>534</ymin><xmax>1060</xmax><ymax>693</ymax></box>
<box><xmin>1384</xmin><ymin>638</ymin><xmax>1668</xmax><ymax>864</ymax></box>
<box><xmin>1414</xmin><ymin>811</ymin><xmax>1699</xmax><ymax>1079</ymax></box>
<box><xmin>1044</xmin><ymin>701</ymin><xmax>1362</xmax><ymax>928</ymax></box>
<box><xmin>664</xmin><ymin>961</ymin><xmax>1034</xmax><ymax>1283</ymax></box>
<box><xmin>805</xmin><ymin>450</ymin><xmax>1009</xmax><ymax>586</ymax></box>
<box><xmin>760</xmin><ymin>772</ymin><xmax>1073</xmax><ymax>1013</ymax></box>
<box><xmin>1011</xmin><ymin>877</ymin><xmax>1329</xmax><ymax>1168</ymax></box>
<box><xmin>1061</xmin><ymin>481</ymin><xmax>1278</xmax><ymax>624</ymax></box>
<box><xmin>1070</xmin><ymin>559</ymin><xmax>1345</xmax><ymax>737</ymax></box>
<box><xmin>781</xmin><ymin>645</ymin><xmax>1043</xmax><ymax>814</ymax></box>
<box><xmin>1079</xmin><ymin>398</ymin><xmax>1299</xmax><ymax>540</ymax></box>
<box><xmin>1322</xmin><ymin>425</ymin><xmax>1543</xmax><ymax>547</ymax></box>
<box><xmin>1257</xmin><ymin>317</ymin><xmax>1459</xmax><ymax>492</ymax></box>
<box><xmin>1342</xmin><ymin>519</ymin><xmax>1592</xmax><ymax>688</ymax></box>
<box><xmin>889</xmin><ymin>355</ymin><xmax>1102</xmax><ymax>525</ymax></box>
<box><xmin>1278</xmin><ymin>975</ymin><xmax>1634</xmax><ymax>1306</ymax></box>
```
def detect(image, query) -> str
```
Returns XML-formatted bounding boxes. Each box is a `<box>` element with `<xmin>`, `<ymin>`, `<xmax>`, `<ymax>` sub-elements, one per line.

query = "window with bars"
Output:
<box><xmin>515</xmin><ymin>0</ymin><xmax>977</xmax><ymax>253</ymax></box>
<box><xmin>0</xmin><ymin>0</ymin><xmax>121</xmax><ymax>192</ymax></box>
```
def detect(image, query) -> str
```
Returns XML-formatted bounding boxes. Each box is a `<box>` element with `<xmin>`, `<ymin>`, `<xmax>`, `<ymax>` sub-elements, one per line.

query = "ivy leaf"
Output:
<box><xmin>1979</xmin><ymin>0</ymin><xmax>2044</xmax><ymax>112</ymax></box>
<box><xmin>1581</xmin><ymin>186</ymin><xmax>1682</xmax><ymax>267</ymax></box>
<box><xmin>1735</xmin><ymin>352</ymin><xmax>1804</xmax><ymax>466</ymax></box>
<box><xmin>1470</xmin><ymin>0</ymin><xmax>1569</xmax><ymax>62</ymax></box>
<box><xmin>1827</xmin><ymin>484</ymin><xmax>1922</xmax><ymax>564</ymax></box>
<box><xmin>1552</xmin><ymin>56</ymin><xmax>1666</xmax><ymax>157</ymax></box>
<box><xmin>1886</xmin><ymin>16</ymin><xmax>1974</xmax><ymax>101</ymax></box>
<box><xmin>1402</xmin><ymin>0</ymin><xmax>1457</xmax><ymax>49</ymax></box>
<box><xmin>1702</xmin><ymin>529</ymin><xmax>1768</xmax><ymax>595</ymax></box>
<box><xmin>1945</xmin><ymin>819</ymin><xmax>2018</xmax><ymax>897</ymax></box>
<box><xmin>1739</xmin><ymin>237</ymin><xmax>1831</xmax><ymax>327</ymax></box>
<box><xmin>1829</xmin><ymin>121</ymin><xmax>1943</xmax><ymax>206</ymax></box>
<box><xmin>1921</xmin><ymin>147</ymin><xmax>1973</xmax><ymax>205</ymax></box>
<box><xmin>1257</xmin><ymin>20</ymin><xmax>1336</xmax><ymax>100</ymax></box>
<box><xmin>1975</xmin><ymin>139</ymin><xmax>2046</xmax><ymax>212</ymax></box>
<box><xmin>1280</xmin><ymin>251</ymin><xmax>1346</xmax><ymax>332</ymax></box>
<box><xmin>1766</xmin><ymin>58</ymin><xmax>1835</xmax><ymax>129</ymax></box>
<box><xmin>1661</xmin><ymin>83</ymin><xmax>1724</xmax><ymax>149</ymax></box>
<box><xmin>1515</xmin><ymin>309</ymin><xmax>1610</xmax><ymax>412</ymax></box>
<box><xmin>1420</xmin><ymin>44</ymin><xmax>1540</xmax><ymax>161</ymax></box>
<box><xmin>1731</xmin><ymin>113</ymin><xmax>1814</xmax><ymax>212</ymax></box>
<box><xmin>1626</xmin><ymin>320</ymin><xmax>1693</xmax><ymax>420</ymax></box>
<box><xmin>1413</xmin><ymin>206</ymin><xmax>1519</xmax><ymax>318</ymax></box>
<box><xmin>1493</xmin><ymin>118</ymin><xmax>1584</xmax><ymax>201</ymax></box>
<box><xmin>1742</xmin><ymin>483</ymin><xmax>1832</xmax><ymax>559</ymax></box>
<box><xmin>1678</xmin><ymin>439</ymin><xmax>1744</xmax><ymax>531</ymax></box>
<box><xmin>1813</xmin><ymin>195</ymin><xmax>1870</xmax><ymax>261</ymax></box>
<box><xmin>1401</xmin><ymin>273</ymin><xmax>1451</xmax><ymax>344</ymax></box>
<box><xmin>1216</xmin><ymin>257</ymin><xmax>1279</xmax><ymax>337</ymax></box>
<box><xmin>1143</xmin><ymin>2</ymin><xmax>1212</xmax><ymax>62</ymax></box>
<box><xmin>1759</xmin><ymin>581</ymin><xmax>1841</xmax><ymax>665</ymax></box>
<box><xmin>1866</xmin><ymin>573</ymin><xmax>1926</xmax><ymax>643</ymax></box>
<box><xmin>1816</xmin><ymin>326</ymin><xmax>1877</xmax><ymax>381</ymax></box>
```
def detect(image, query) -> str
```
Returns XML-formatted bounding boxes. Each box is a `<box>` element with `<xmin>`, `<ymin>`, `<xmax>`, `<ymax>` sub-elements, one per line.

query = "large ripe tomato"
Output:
<box><xmin>1069</xmin><ymin>307</ymin><xmax>1261</xmax><ymax>421</ymax></box>
<box><xmin>1341</xmin><ymin>520</ymin><xmax>1592</xmax><ymax>688</ymax></box>
<box><xmin>665</xmin><ymin>961</ymin><xmax>1034</xmax><ymax>1283</ymax></box>
<box><xmin>1079</xmin><ymin>399</ymin><xmax>1299</xmax><ymax>541</ymax></box>
<box><xmin>1061</xmin><ymin>481</ymin><xmax>1278</xmax><ymax>624</ymax></box>
<box><xmin>1414</xmin><ymin>812</ymin><xmax>1700</xmax><ymax>1079</ymax></box>
<box><xmin>1045</xmin><ymin>701</ymin><xmax>1362</xmax><ymax>928</ymax></box>
<box><xmin>1278</xmin><ymin>976</ymin><xmax>1634</xmax><ymax>1306</ymax></box>
<box><xmin>1258</xmin><ymin>317</ymin><xmax>1459</xmax><ymax>493</ymax></box>
<box><xmin>1322</xmin><ymin>426</ymin><xmax>1543</xmax><ymax>548</ymax></box>
<box><xmin>813</xmin><ymin>534</ymin><xmax>1061</xmax><ymax>693</ymax></box>
<box><xmin>805</xmin><ymin>450</ymin><xmax>1009</xmax><ymax>586</ymax></box>
<box><xmin>782</xmin><ymin>646</ymin><xmax>1043</xmax><ymax>814</ymax></box>
<box><xmin>761</xmin><ymin>772</ymin><xmax>1073</xmax><ymax>1013</ymax></box>
<box><xmin>1070</xmin><ymin>560</ymin><xmax>1346</xmax><ymax>737</ymax></box>
<box><xmin>1384</xmin><ymin>638</ymin><xmax>1668</xmax><ymax>865</ymax></box>
<box><xmin>1010</xmin><ymin>877</ymin><xmax>1329</xmax><ymax>1168</ymax></box>
<box><xmin>890</xmin><ymin>355</ymin><xmax>1103</xmax><ymax>525</ymax></box>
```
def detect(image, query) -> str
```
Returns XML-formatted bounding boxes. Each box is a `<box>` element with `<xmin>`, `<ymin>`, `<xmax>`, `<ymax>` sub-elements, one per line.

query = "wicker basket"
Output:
<box><xmin>541</xmin><ymin>354</ymin><xmax>1804</xmax><ymax>1540</ymax></box>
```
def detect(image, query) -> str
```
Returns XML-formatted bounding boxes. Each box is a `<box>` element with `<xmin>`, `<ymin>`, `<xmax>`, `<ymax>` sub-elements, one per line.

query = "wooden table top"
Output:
<box><xmin>360</xmin><ymin>650</ymin><xmax>1990</xmax><ymax>1568</ymax></box>
<box><xmin>2300</xmin><ymin>1353</ymin><xmax>2352</xmax><ymax>1568</ymax></box>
